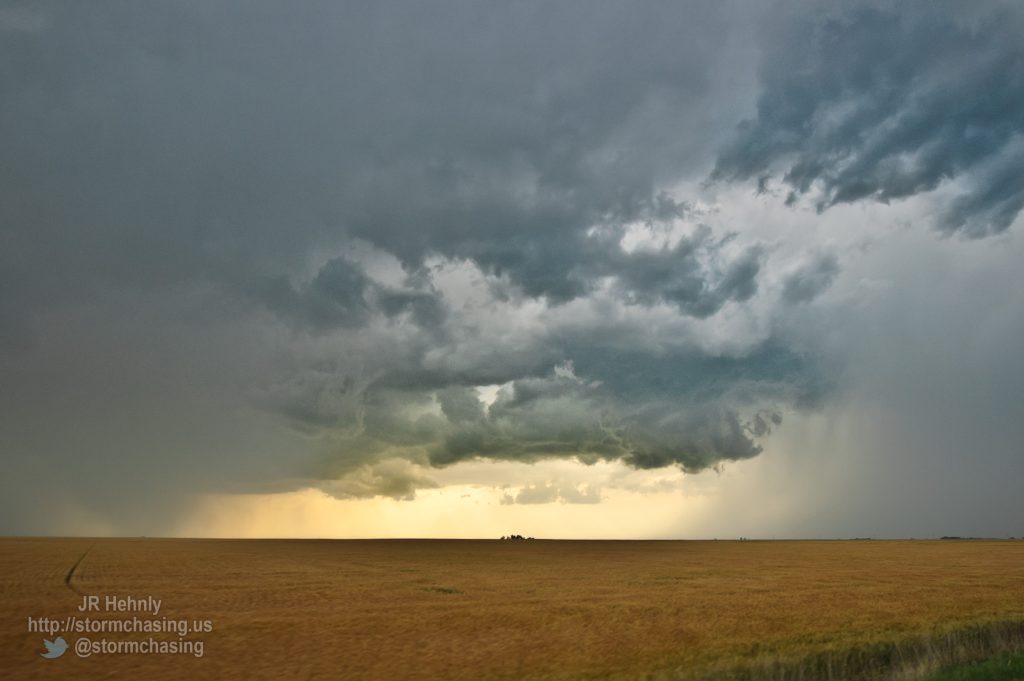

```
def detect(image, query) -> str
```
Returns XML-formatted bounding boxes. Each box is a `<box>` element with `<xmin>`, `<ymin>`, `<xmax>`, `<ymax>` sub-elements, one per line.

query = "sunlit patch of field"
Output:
<box><xmin>1</xmin><ymin>538</ymin><xmax>1023</xmax><ymax>680</ymax></box>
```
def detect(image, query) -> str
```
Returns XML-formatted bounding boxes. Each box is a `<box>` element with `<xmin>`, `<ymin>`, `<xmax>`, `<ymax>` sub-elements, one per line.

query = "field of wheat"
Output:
<box><xmin>1</xmin><ymin>538</ymin><xmax>1022</xmax><ymax>680</ymax></box>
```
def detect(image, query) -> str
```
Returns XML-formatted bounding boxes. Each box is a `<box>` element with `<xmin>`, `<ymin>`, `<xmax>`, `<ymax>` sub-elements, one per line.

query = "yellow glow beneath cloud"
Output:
<box><xmin>177</xmin><ymin>485</ymin><xmax>712</xmax><ymax>539</ymax></box>
<box><xmin>175</xmin><ymin>458</ymin><xmax>726</xmax><ymax>539</ymax></box>
<box><xmin>174</xmin><ymin>413</ymin><xmax>841</xmax><ymax>540</ymax></box>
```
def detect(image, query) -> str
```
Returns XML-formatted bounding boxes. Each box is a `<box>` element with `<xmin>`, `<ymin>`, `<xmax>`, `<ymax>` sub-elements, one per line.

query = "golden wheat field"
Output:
<box><xmin>1</xmin><ymin>538</ymin><xmax>1023</xmax><ymax>680</ymax></box>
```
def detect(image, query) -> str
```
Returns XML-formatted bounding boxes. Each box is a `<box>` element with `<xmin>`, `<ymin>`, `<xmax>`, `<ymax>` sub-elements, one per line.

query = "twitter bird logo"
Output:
<box><xmin>40</xmin><ymin>636</ymin><xmax>68</xmax><ymax>659</ymax></box>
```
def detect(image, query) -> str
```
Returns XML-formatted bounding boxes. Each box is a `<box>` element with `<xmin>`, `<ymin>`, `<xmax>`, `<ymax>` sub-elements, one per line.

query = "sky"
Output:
<box><xmin>1</xmin><ymin>0</ymin><xmax>1022</xmax><ymax>539</ymax></box>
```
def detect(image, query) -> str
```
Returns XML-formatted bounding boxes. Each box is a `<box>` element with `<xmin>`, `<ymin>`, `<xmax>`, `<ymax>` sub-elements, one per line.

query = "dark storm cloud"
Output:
<box><xmin>436</xmin><ymin>386</ymin><xmax>486</xmax><ymax>425</ymax></box>
<box><xmin>0</xmin><ymin>0</ymin><xmax>747</xmax><ymax>341</ymax></box>
<box><xmin>608</xmin><ymin>226</ymin><xmax>764</xmax><ymax>318</ymax></box>
<box><xmin>714</xmin><ymin>2</ymin><xmax>1024</xmax><ymax>237</ymax></box>
<box><xmin>250</xmin><ymin>256</ymin><xmax>448</xmax><ymax>332</ymax></box>
<box><xmin>428</xmin><ymin>381</ymin><xmax>767</xmax><ymax>473</ymax></box>
<box><xmin>276</xmin><ymin>337</ymin><xmax>825</xmax><ymax>482</ymax></box>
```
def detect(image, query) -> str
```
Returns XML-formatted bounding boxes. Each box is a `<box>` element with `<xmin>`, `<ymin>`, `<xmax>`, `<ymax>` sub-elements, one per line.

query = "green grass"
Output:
<box><xmin>926</xmin><ymin>652</ymin><xmax>1024</xmax><ymax>681</ymax></box>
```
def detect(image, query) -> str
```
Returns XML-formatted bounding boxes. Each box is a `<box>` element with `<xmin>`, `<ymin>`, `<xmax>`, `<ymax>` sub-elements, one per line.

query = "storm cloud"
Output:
<box><xmin>0</xmin><ymin>0</ymin><xmax>1021</xmax><ymax>536</ymax></box>
<box><xmin>714</xmin><ymin>2</ymin><xmax>1024</xmax><ymax>237</ymax></box>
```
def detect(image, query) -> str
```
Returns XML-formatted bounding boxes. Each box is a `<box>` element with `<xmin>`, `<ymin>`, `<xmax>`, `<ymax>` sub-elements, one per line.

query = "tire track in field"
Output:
<box><xmin>64</xmin><ymin>543</ymin><xmax>94</xmax><ymax>595</ymax></box>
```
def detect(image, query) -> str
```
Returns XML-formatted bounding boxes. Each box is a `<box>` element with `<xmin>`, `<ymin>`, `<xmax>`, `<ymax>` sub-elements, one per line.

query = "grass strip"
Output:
<box><xmin>924</xmin><ymin>651</ymin><xmax>1024</xmax><ymax>681</ymax></box>
<box><xmin>658</xmin><ymin>620</ymin><xmax>1024</xmax><ymax>681</ymax></box>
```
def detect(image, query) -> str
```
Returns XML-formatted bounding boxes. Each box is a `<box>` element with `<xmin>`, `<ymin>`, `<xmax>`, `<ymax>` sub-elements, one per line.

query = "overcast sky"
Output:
<box><xmin>2</xmin><ymin>0</ymin><xmax>1022</xmax><ymax>538</ymax></box>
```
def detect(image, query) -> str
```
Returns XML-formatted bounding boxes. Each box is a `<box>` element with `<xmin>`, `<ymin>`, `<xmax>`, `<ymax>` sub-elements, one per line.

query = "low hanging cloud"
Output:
<box><xmin>501</xmin><ymin>482</ymin><xmax>602</xmax><ymax>505</ymax></box>
<box><xmin>714</xmin><ymin>3</ymin><xmax>1024</xmax><ymax>237</ymax></box>
<box><xmin>318</xmin><ymin>459</ymin><xmax>440</xmax><ymax>501</ymax></box>
<box><xmin>267</xmin><ymin>319</ymin><xmax>826</xmax><ymax>492</ymax></box>
<box><xmin>239</xmin><ymin>227</ymin><xmax>815</xmax><ymax>491</ymax></box>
